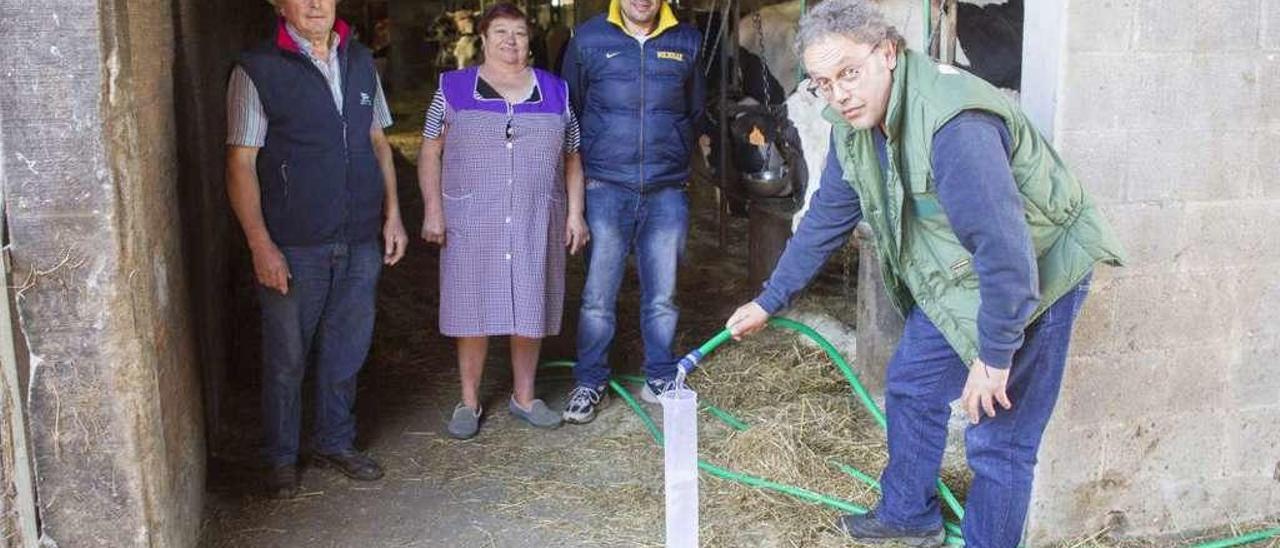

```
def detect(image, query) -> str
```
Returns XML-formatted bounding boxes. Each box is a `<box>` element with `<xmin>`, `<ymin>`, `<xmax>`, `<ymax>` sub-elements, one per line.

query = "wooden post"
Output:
<box><xmin>747</xmin><ymin>204</ymin><xmax>792</xmax><ymax>290</ymax></box>
<box><xmin>853</xmin><ymin>226</ymin><xmax>903</xmax><ymax>395</ymax></box>
<box><xmin>941</xmin><ymin>0</ymin><xmax>958</xmax><ymax>65</ymax></box>
<box><xmin>0</xmin><ymin>162</ymin><xmax>39</xmax><ymax>548</ymax></box>
<box><xmin>716</xmin><ymin>0</ymin><xmax>733</xmax><ymax>253</ymax></box>
<box><xmin>717</xmin><ymin>188</ymin><xmax>728</xmax><ymax>250</ymax></box>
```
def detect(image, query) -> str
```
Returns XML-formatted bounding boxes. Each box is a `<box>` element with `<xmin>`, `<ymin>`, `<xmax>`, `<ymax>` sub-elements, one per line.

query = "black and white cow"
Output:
<box><xmin>705</xmin><ymin>0</ymin><xmax>1022</xmax><ymax>228</ymax></box>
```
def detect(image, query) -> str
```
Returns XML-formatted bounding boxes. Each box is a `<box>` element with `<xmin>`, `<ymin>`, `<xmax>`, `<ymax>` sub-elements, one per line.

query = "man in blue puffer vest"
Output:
<box><xmin>560</xmin><ymin>0</ymin><xmax>705</xmax><ymax>423</ymax></box>
<box><xmin>226</xmin><ymin>0</ymin><xmax>408</xmax><ymax>499</ymax></box>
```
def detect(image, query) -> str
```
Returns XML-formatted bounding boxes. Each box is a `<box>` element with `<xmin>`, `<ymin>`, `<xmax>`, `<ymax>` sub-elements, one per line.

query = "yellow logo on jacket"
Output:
<box><xmin>657</xmin><ymin>51</ymin><xmax>684</xmax><ymax>62</ymax></box>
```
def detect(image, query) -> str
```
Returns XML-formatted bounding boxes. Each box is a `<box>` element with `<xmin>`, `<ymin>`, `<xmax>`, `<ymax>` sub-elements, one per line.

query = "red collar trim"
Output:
<box><xmin>275</xmin><ymin>17</ymin><xmax>351</xmax><ymax>55</ymax></box>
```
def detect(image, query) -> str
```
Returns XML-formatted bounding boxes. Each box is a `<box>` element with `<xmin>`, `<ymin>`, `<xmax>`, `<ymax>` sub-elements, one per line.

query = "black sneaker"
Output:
<box><xmin>313</xmin><ymin>450</ymin><xmax>384</xmax><ymax>481</ymax></box>
<box><xmin>265</xmin><ymin>464</ymin><xmax>299</xmax><ymax>499</ymax></box>
<box><xmin>640</xmin><ymin>377</ymin><xmax>678</xmax><ymax>403</ymax></box>
<box><xmin>835</xmin><ymin>512</ymin><xmax>946</xmax><ymax>547</ymax></box>
<box><xmin>562</xmin><ymin>385</ymin><xmax>608</xmax><ymax>424</ymax></box>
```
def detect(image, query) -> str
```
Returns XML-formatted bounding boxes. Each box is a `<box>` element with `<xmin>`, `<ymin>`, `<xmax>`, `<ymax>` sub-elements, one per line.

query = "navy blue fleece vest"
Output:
<box><xmin>238</xmin><ymin>25</ymin><xmax>384</xmax><ymax>246</ymax></box>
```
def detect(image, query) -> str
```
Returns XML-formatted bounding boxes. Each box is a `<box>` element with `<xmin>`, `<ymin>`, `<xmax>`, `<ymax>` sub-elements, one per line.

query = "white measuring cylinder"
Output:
<box><xmin>659</xmin><ymin>366</ymin><xmax>699</xmax><ymax>548</ymax></box>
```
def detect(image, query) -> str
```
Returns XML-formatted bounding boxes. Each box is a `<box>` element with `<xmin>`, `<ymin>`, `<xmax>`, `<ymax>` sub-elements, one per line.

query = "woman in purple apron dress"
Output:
<box><xmin>417</xmin><ymin>3</ymin><xmax>589</xmax><ymax>439</ymax></box>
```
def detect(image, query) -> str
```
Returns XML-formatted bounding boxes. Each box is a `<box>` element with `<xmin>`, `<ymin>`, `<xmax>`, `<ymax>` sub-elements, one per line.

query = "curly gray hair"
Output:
<box><xmin>794</xmin><ymin>0</ymin><xmax>905</xmax><ymax>56</ymax></box>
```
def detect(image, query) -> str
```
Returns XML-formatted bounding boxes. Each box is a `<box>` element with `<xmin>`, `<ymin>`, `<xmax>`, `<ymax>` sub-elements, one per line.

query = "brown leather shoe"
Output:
<box><xmin>265</xmin><ymin>464</ymin><xmax>299</xmax><ymax>499</ymax></box>
<box><xmin>312</xmin><ymin>450</ymin><xmax>384</xmax><ymax>481</ymax></box>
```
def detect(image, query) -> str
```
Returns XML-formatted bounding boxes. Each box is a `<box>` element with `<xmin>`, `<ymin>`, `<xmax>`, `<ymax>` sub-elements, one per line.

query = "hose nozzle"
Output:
<box><xmin>674</xmin><ymin>350</ymin><xmax>704</xmax><ymax>389</ymax></box>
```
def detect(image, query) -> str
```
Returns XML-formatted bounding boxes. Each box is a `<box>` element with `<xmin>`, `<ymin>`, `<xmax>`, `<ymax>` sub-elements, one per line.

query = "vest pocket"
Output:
<box><xmin>950</xmin><ymin>259</ymin><xmax>979</xmax><ymax>290</ymax></box>
<box><xmin>259</xmin><ymin>158</ymin><xmax>290</xmax><ymax>234</ymax></box>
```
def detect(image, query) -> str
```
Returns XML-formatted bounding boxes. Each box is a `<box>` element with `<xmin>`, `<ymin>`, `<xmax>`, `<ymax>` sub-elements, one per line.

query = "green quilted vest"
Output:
<box><xmin>824</xmin><ymin>49</ymin><xmax>1126</xmax><ymax>365</ymax></box>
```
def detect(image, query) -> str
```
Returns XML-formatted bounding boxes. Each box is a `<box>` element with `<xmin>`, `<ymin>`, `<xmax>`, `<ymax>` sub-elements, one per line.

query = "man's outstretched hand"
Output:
<box><xmin>726</xmin><ymin>301</ymin><xmax>770</xmax><ymax>341</ymax></box>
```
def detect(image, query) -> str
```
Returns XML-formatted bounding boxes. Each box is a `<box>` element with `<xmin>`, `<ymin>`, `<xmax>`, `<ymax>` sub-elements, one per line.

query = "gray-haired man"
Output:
<box><xmin>725</xmin><ymin>0</ymin><xmax>1124</xmax><ymax>545</ymax></box>
<box><xmin>227</xmin><ymin>0</ymin><xmax>408</xmax><ymax>498</ymax></box>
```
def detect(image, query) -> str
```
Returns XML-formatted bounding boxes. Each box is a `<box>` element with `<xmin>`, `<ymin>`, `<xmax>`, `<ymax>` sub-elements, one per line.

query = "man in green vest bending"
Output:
<box><xmin>725</xmin><ymin>1</ymin><xmax>1124</xmax><ymax>546</ymax></box>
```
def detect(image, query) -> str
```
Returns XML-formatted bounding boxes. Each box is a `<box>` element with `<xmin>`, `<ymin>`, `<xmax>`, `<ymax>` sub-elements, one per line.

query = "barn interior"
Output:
<box><xmin>200</xmin><ymin>1</ymin><xmax>899</xmax><ymax>545</ymax></box>
<box><xmin>197</xmin><ymin>1</ymin><xmax>1031</xmax><ymax>546</ymax></box>
<box><xmin>2</xmin><ymin>0</ymin><xmax>1278</xmax><ymax>546</ymax></box>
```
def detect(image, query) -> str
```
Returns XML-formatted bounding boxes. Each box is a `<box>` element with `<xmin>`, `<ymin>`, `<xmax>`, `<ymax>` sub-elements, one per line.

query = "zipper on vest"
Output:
<box><xmin>285</xmin><ymin>48</ymin><xmax>350</xmax><ymax>162</ymax></box>
<box><xmin>340</xmin><ymin>45</ymin><xmax>352</xmax><ymax>164</ymax></box>
<box><xmin>280</xmin><ymin>161</ymin><xmax>290</xmax><ymax>199</ymax></box>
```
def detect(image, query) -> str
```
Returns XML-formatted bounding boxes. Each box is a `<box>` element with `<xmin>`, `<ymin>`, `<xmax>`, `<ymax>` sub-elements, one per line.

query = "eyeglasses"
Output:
<box><xmin>806</xmin><ymin>43</ymin><xmax>881</xmax><ymax>100</ymax></box>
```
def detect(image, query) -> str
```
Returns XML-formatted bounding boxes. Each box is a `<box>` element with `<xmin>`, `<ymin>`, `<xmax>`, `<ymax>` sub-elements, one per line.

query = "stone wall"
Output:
<box><xmin>1026</xmin><ymin>0</ymin><xmax>1280</xmax><ymax>542</ymax></box>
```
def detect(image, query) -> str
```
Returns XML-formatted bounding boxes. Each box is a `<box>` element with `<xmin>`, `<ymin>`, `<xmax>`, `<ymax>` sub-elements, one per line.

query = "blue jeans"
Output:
<box><xmin>575</xmin><ymin>183</ymin><xmax>689</xmax><ymax>388</ymax></box>
<box><xmin>876</xmin><ymin>274</ymin><xmax>1092</xmax><ymax>547</ymax></box>
<box><xmin>258</xmin><ymin>241</ymin><xmax>382</xmax><ymax>467</ymax></box>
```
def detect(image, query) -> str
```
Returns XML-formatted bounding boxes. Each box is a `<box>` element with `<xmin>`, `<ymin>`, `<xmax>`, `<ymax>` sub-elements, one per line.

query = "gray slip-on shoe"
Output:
<box><xmin>509</xmin><ymin>397</ymin><xmax>562</xmax><ymax>429</ymax></box>
<box><xmin>447</xmin><ymin>403</ymin><xmax>482</xmax><ymax>439</ymax></box>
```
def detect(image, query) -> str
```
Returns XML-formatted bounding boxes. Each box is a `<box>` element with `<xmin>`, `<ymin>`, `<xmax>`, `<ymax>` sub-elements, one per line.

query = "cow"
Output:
<box><xmin>450</xmin><ymin>10</ymin><xmax>481</xmax><ymax>69</ymax></box>
<box><xmin>704</xmin><ymin>0</ymin><xmax>942</xmax><ymax>223</ymax></box>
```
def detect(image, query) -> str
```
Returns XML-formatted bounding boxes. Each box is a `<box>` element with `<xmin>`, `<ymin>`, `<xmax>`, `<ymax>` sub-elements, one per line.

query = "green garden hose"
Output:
<box><xmin>1189</xmin><ymin>527</ymin><xmax>1280</xmax><ymax>548</ymax></box>
<box><xmin>540</xmin><ymin>318</ymin><xmax>1280</xmax><ymax>547</ymax></box>
<box><xmin>678</xmin><ymin>317</ymin><xmax>965</xmax><ymax>521</ymax></box>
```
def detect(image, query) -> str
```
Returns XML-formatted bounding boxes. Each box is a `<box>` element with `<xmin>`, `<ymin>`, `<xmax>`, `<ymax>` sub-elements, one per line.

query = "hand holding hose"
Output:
<box><xmin>726</xmin><ymin>301</ymin><xmax>770</xmax><ymax>341</ymax></box>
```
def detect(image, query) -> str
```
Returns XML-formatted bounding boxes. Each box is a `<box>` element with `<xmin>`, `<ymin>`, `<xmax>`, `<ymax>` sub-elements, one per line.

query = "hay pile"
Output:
<box><xmin>365</xmin><ymin>91</ymin><xmax>1277</xmax><ymax>547</ymax></box>
<box><xmin>688</xmin><ymin>326</ymin><xmax>954</xmax><ymax>547</ymax></box>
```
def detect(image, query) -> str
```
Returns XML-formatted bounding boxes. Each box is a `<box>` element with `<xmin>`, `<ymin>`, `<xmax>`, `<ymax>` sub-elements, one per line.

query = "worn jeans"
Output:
<box><xmin>259</xmin><ymin>241</ymin><xmax>382</xmax><ymax>467</ymax></box>
<box><xmin>574</xmin><ymin>182</ymin><xmax>689</xmax><ymax>388</ymax></box>
<box><xmin>876</xmin><ymin>274</ymin><xmax>1092</xmax><ymax>547</ymax></box>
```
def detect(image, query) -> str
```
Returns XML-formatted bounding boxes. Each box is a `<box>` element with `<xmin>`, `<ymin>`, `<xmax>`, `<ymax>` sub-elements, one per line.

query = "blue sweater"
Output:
<box><xmin>755</xmin><ymin>111</ymin><xmax>1039</xmax><ymax>368</ymax></box>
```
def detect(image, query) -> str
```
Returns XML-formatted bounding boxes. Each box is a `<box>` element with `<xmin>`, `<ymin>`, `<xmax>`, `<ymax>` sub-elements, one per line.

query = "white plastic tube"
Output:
<box><xmin>660</xmin><ymin>382</ymin><xmax>699</xmax><ymax>548</ymax></box>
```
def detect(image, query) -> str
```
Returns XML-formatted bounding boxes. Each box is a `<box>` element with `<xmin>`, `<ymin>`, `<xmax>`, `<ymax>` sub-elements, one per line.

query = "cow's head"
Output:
<box><xmin>729</xmin><ymin>107</ymin><xmax>792</xmax><ymax>198</ymax></box>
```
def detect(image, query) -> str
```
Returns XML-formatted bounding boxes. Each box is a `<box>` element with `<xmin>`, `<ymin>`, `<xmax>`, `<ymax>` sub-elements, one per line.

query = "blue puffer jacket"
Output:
<box><xmin>561</xmin><ymin>1</ymin><xmax>705</xmax><ymax>192</ymax></box>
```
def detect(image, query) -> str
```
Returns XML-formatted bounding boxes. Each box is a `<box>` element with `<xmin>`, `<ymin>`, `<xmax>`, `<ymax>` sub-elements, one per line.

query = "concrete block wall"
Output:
<box><xmin>0</xmin><ymin>0</ymin><xmax>206</xmax><ymax>545</ymax></box>
<box><xmin>1026</xmin><ymin>0</ymin><xmax>1280</xmax><ymax>542</ymax></box>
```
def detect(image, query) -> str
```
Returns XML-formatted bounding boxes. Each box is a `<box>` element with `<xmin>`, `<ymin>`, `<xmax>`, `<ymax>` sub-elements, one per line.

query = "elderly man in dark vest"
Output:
<box><xmin>726</xmin><ymin>0</ymin><xmax>1125</xmax><ymax>546</ymax></box>
<box><xmin>226</xmin><ymin>0</ymin><xmax>408</xmax><ymax>499</ymax></box>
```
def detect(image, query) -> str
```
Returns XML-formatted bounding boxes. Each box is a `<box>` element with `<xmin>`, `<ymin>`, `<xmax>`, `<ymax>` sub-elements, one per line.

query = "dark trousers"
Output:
<box><xmin>877</xmin><ymin>275</ymin><xmax>1092</xmax><ymax>547</ymax></box>
<box><xmin>259</xmin><ymin>241</ymin><xmax>381</xmax><ymax>467</ymax></box>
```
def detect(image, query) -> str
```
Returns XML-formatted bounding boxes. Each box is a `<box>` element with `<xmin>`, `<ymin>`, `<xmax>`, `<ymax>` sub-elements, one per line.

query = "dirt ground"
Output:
<box><xmin>198</xmin><ymin>127</ymin><xmax>861</xmax><ymax>546</ymax></box>
<box><xmin>198</xmin><ymin>90</ymin><xmax>1279</xmax><ymax>548</ymax></box>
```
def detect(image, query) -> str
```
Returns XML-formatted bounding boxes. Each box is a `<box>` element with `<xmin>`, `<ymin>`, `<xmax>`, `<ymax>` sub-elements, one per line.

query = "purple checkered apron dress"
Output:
<box><xmin>437</xmin><ymin>67</ymin><xmax>569</xmax><ymax>338</ymax></box>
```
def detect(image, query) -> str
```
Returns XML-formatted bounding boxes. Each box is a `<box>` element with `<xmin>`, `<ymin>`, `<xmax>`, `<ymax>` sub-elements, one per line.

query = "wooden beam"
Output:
<box><xmin>0</xmin><ymin>162</ymin><xmax>40</xmax><ymax>548</ymax></box>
